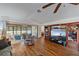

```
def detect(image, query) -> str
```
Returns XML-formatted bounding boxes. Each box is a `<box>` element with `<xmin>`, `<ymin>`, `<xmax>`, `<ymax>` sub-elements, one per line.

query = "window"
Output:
<box><xmin>13</xmin><ymin>26</ymin><xmax>17</xmax><ymax>35</ymax></box>
<box><xmin>22</xmin><ymin>26</ymin><xmax>27</xmax><ymax>34</ymax></box>
<box><xmin>26</xmin><ymin>26</ymin><xmax>32</xmax><ymax>35</ymax></box>
<box><xmin>0</xmin><ymin>21</ymin><xmax>3</xmax><ymax>40</ymax></box>
<box><xmin>6</xmin><ymin>24</ymin><xmax>38</xmax><ymax>37</ymax></box>
<box><xmin>7</xmin><ymin>26</ymin><xmax>13</xmax><ymax>35</ymax></box>
<box><xmin>32</xmin><ymin>26</ymin><xmax>38</xmax><ymax>37</ymax></box>
<box><xmin>16</xmin><ymin>26</ymin><xmax>21</xmax><ymax>35</ymax></box>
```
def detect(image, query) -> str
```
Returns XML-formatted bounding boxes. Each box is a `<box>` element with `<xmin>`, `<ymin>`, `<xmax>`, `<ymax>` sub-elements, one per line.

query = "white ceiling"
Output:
<box><xmin>0</xmin><ymin>3</ymin><xmax>79</xmax><ymax>25</ymax></box>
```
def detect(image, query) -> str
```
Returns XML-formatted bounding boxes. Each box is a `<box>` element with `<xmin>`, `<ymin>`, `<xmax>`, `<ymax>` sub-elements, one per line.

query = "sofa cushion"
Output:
<box><xmin>0</xmin><ymin>40</ymin><xmax>9</xmax><ymax>50</ymax></box>
<box><xmin>0</xmin><ymin>46</ymin><xmax>11</xmax><ymax>56</ymax></box>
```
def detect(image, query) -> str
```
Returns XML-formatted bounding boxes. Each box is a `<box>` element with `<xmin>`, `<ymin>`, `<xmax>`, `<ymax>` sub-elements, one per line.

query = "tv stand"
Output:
<box><xmin>50</xmin><ymin>36</ymin><xmax>66</xmax><ymax>46</ymax></box>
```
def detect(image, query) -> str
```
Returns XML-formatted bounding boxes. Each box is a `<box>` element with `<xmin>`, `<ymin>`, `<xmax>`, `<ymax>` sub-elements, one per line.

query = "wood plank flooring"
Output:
<box><xmin>11</xmin><ymin>37</ymin><xmax>79</xmax><ymax>56</ymax></box>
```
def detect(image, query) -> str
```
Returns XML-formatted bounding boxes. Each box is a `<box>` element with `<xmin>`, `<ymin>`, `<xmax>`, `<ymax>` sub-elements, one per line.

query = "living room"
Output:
<box><xmin>0</xmin><ymin>3</ymin><xmax>79</xmax><ymax>57</ymax></box>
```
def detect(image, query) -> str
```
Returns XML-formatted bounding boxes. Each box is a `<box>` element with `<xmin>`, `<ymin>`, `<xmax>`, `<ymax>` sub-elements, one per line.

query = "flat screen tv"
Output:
<box><xmin>51</xmin><ymin>28</ymin><xmax>66</xmax><ymax>41</ymax></box>
<box><xmin>51</xmin><ymin>29</ymin><xmax>66</xmax><ymax>36</ymax></box>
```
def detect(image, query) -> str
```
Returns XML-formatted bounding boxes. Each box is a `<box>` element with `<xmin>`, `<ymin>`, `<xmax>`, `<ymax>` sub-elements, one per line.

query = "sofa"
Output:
<box><xmin>0</xmin><ymin>40</ymin><xmax>11</xmax><ymax>56</ymax></box>
<box><xmin>0</xmin><ymin>46</ymin><xmax>11</xmax><ymax>56</ymax></box>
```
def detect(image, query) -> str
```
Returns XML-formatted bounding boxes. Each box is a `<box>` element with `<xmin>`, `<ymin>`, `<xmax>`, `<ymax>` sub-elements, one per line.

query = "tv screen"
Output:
<box><xmin>51</xmin><ymin>28</ymin><xmax>66</xmax><ymax>41</ymax></box>
<box><xmin>51</xmin><ymin>29</ymin><xmax>66</xmax><ymax>36</ymax></box>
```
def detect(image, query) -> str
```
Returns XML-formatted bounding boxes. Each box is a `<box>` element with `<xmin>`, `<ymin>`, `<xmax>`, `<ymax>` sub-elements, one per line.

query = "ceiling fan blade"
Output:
<box><xmin>42</xmin><ymin>3</ymin><xmax>55</xmax><ymax>9</ymax></box>
<box><xmin>70</xmin><ymin>3</ymin><xmax>79</xmax><ymax>5</ymax></box>
<box><xmin>54</xmin><ymin>3</ymin><xmax>62</xmax><ymax>13</ymax></box>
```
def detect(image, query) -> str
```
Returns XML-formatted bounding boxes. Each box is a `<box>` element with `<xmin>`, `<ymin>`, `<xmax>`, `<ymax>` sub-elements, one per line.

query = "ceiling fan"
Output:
<box><xmin>40</xmin><ymin>3</ymin><xmax>79</xmax><ymax>13</ymax></box>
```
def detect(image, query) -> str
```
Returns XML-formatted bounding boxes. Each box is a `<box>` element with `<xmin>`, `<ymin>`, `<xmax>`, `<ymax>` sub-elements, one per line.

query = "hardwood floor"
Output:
<box><xmin>11</xmin><ymin>37</ymin><xmax>79</xmax><ymax>56</ymax></box>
